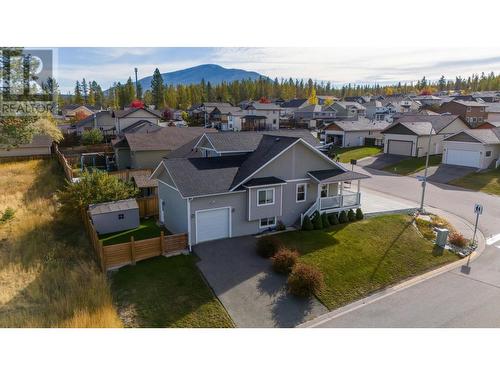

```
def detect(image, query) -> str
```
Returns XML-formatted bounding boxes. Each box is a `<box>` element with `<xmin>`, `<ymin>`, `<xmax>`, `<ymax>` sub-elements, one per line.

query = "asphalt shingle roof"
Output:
<box><xmin>449</xmin><ymin>128</ymin><xmax>500</xmax><ymax>144</ymax></box>
<box><xmin>387</xmin><ymin>114</ymin><xmax>463</xmax><ymax>134</ymax></box>
<box><xmin>308</xmin><ymin>169</ymin><xmax>369</xmax><ymax>183</ymax></box>
<box><xmin>242</xmin><ymin>177</ymin><xmax>286</xmax><ymax>187</ymax></box>
<box><xmin>325</xmin><ymin>118</ymin><xmax>389</xmax><ymax>132</ymax></box>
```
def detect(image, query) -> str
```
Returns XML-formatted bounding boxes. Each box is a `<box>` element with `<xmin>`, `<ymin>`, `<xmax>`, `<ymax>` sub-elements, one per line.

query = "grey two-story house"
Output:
<box><xmin>151</xmin><ymin>130</ymin><xmax>368</xmax><ymax>247</ymax></box>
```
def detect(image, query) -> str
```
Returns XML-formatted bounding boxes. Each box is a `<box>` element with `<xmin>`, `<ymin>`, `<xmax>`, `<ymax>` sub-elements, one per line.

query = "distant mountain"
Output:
<box><xmin>137</xmin><ymin>64</ymin><xmax>267</xmax><ymax>89</ymax></box>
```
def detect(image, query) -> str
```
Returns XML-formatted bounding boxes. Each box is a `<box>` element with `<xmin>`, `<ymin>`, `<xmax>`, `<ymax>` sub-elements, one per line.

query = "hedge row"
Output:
<box><xmin>302</xmin><ymin>208</ymin><xmax>363</xmax><ymax>231</ymax></box>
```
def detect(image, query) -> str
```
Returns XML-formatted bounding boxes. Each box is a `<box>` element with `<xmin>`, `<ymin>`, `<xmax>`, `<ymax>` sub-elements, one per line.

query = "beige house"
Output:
<box><xmin>382</xmin><ymin>114</ymin><xmax>470</xmax><ymax>157</ymax></box>
<box><xmin>0</xmin><ymin>135</ymin><xmax>52</xmax><ymax>158</ymax></box>
<box><xmin>113</xmin><ymin>107</ymin><xmax>162</xmax><ymax>134</ymax></box>
<box><xmin>323</xmin><ymin>118</ymin><xmax>389</xmax><ymax>147</ymax></box>
<box><xmin>443</xmin><ymin>128</ymin><xmax>500</xmax><ymax>169</ymax></box>
<box><xmin>112</xmin><ymin>126</ymin><xmax>215</xmax><ymax>170</ymax></box>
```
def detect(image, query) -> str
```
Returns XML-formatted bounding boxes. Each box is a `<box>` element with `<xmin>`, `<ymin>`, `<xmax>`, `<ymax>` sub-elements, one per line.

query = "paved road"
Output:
<box><xmin>310</xmin><ymin>166</ymin><xmax>500</xmax><ymax>328</ymax></box>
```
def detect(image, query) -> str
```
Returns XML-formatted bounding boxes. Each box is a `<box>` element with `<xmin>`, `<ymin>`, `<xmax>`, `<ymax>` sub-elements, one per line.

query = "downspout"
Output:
<box><xmin>187</xmin><ymin>197</ymin><xmax>192</xmax><ymax>252</ymax></box>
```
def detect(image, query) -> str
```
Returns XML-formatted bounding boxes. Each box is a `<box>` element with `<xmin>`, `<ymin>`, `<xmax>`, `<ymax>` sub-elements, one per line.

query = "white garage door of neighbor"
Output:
<box><xmin>196</xmin><ymin>207</ymin><xmax>230</xmax><ymax>243</ymax></box>
<box><xmin>446</xmin><ymin>149</ymin><xmax>481</xmax><ymax>168</ymax></box>
<box><xmin>388</xmin><ymin>140</ymin><xmax>413</xmax><ymax>156</ymax></box>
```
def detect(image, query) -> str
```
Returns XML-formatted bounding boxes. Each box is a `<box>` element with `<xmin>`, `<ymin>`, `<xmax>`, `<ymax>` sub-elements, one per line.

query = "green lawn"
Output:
<box><xmin>111</xmin><ymin>255</ymin><xmax>234</xmax><ymax>327</ymax></box>
<box><xmin>275</xmin><ymin>215</ymin><xmax>458</xmax><ymax>310</ymax></box>
<box><xmin>383</xmin><ymin>155</ymin><xmax>442</xmax><ymax>175</ymax></box>
<box><xmin>449</xmin><ymin>169</ymin><xmax>500</xmax><ymax>196</ymax></box>
<box><xmin>334</xmin><ymin>146</ymin><xmax>382</xmax><ymax>163</ymax></box>
<box><xmin>99</xmin><ymin>217</ymin><xmax>168</xmax><ymax>245</ymax></box>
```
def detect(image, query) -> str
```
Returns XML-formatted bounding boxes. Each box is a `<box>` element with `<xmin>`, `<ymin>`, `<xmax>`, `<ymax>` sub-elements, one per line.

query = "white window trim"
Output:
<box><xmin>296</xmin><ymin>183</ymin><xmax>307</xmax><ymax>203</ymax></box>
<box><xmin>257</xmin><ymin>188</ymin><xmax>275</xmax><ymax>206</ymax></box>
<box><xmin>485</xmin><ymin>150</ymin><xmax>492</xmax><ymax>157</ymax></box>
<box><xmin>259</xmin><ymin>216</ymin><xmax>276</xmax><ymax>229</ymax></box>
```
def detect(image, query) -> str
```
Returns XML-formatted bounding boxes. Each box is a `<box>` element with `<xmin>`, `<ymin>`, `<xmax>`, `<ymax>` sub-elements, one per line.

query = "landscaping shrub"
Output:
<box><xmin>81</xmin><ymin>128</ymin><xmax>104</xmax><ymax>145</ymax></box>
<box><xmin>355</xmin><ymin>208</ymin><xmax>364</xmax><ymax>220</ymax></box>
<box><xmin>312</xmin><ymin>213</ymin><xmax>323</xmax><ymax>230</ymax></box>
<box><xmin>339</xmin><ymin>210</ymin><xmax>348</xmax><ymax>223</ymax></box>
<box><xmin>301</xmin><ymin>216</ymin><xmax>313</xmax><ymax>231</ymax></box>
<box><xmin>321</xmin><ymin>212</ymin><xmax>330</xmax><ymax>228</ymax></box>
<box><xmin>415</xmin><ymin>218</ymin><xmax>435</xmax><ymax>241</ymax></box>
<box><xmin>271</xmin><ymin>248</ymin><xmax>299</xmax><ymax>274</ymax></box>
<box><xmin>347</xmin><ymin>209</ymin><xmax>356</xmax><ymax>222</ymax></box>
<box><xmin>449</xmin><ymin>232</ymin><xmax>468</xmax><ymax>248</ymax></box>
<box><xmin>0</xmin><ymin>207</ymin><xmax>15</xmax><ymax>224</ymax></box>
<box><xmin>328</xmin><ymin>213</ymin><xmax>339</xmax><ymax>226</ymax></box>
<box><xmin>287</xmin><ymin>263</ymin><xmax>325</xmax><ymax>297</ymax></box>
<box><xmin>276</xmin><ymin>220</ymin><xmax>286</xmax><ymax>231</ymax></box>
<box><xmin>256</xmin><ymin>236</ymin><xmax>282</xmax><ymax>258</ymax></box>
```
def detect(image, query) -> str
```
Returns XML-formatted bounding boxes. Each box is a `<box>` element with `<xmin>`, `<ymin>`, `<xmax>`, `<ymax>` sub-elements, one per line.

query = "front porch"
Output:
<box><xmin>301</xmin><ymin>169</ymin><xmax>369</xmax><ymax>223</ymax></box>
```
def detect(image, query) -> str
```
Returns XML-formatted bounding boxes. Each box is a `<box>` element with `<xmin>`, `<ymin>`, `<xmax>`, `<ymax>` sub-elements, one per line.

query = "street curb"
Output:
<box><xmin>297</xmin><ymin>211</ymin><xmax>487</xmax><ymax>328</ymax></box>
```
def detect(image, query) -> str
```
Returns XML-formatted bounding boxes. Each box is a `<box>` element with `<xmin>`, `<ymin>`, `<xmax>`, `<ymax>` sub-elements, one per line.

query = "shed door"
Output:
<box><xmin>196</xmin><ymin>207</ymin><xmax>231</xmax><ymax>243</ymax></box>
<box><xmin>446</xmin><ymin>149</ymin><xmax>481</xmax><ymax>168</ymax></box>
<box><xmin>388</xmin><ymin>140</ymin><xmax>413</xmax><ymax>156</ymax></box>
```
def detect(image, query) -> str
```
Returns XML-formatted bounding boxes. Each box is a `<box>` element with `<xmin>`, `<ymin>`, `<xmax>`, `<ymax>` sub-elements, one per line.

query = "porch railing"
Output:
<box><xmin>320</xmin><ymin>193</ymin><xmax>360</xmax><ymax>210</ymax></box>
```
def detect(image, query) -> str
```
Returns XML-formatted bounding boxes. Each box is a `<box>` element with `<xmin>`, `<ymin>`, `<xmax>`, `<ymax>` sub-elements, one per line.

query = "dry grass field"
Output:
<box><xmin>0</xmin><ymin>159</ymin><xmax>122</xmax><ymax>327</ymax></box>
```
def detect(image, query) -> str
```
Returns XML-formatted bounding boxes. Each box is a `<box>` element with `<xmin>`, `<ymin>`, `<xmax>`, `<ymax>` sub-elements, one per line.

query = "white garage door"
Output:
<box><xmin>196</xmin><ymin>208</ymin><xmax>231</xmax><ymax>243</ymax></box>
<box><xmin>388</xmin><ymin>140</ymin><xmax>413</xmax><ymax>156</ymax></box>
<box><xmin>446</xmin><ymin>149</ymin><xmax>481</xmax><ymax>168</ymax></box>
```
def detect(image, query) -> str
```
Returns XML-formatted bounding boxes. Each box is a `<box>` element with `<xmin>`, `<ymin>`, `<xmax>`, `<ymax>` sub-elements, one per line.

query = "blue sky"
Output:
<box><xmin>56</xmin><ymin>47</ymin><xmax>500</xmax><ymax>93</ymax></box>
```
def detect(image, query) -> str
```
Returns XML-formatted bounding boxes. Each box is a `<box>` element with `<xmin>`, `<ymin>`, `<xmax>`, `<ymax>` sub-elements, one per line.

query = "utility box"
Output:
<box><xmin>435</xmin><ymin>228</ymin><xmax>449</xmax><ymax>247</ymax></box>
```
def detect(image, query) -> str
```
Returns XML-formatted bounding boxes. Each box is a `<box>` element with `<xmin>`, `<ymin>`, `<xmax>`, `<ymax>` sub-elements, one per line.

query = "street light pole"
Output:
<box><xmin>419</xmin><ymin>125</ymin><xmax>434</xmax><ymax>212</ymax></box>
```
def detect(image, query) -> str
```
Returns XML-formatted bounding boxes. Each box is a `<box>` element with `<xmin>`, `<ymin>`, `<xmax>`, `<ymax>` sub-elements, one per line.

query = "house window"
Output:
<box><xmin>320</xmin><ymin>184</ymin><xmax>328</xmax><ymax>198</ymax></box>
<box><xmin>486</xmin><ymin>151</ymin><xmax>492</xmax><ymax>157</ymax></box>
<box><xmin>259</xmin><ymin>217</ymin><xmax>276</xmax><ymax>228</ymax></box>
<box><xmin>118</xmin><ymin>213</ymin><xmax>124</xmax><ymax>220</ymax></box>
<box><xmin>478</xmin><ymin>117</ymin><xmax>483</xmax><ymax>123</ymax></box>
<box><xmin>296</xmin><ymin>183</ymin><xmax>307</xmax><ymax>202</ymax></box>
<box><xmin>467</xmin><ymin>107</ymin><xmax>472</xmax><ymax>112</ymax></box>
<box><xmin>480</xmin><ymin>107</ymin><xmax>485</xmax><ymax>112</ymax></box>
<box><xmin>273</xmin><ymin>119</ymin><xmax>276</xmax><ymax>124</ymax></box>
<box><xmin>257</xmin><ymin>188</ymin><xmax>275</xmax><ymax>206</ymax></box>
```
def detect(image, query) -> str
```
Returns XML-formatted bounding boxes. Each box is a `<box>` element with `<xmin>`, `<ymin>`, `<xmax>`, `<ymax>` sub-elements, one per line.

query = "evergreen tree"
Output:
<box><xmin>81</xmin><ymin>78</ymin><xmax>88</xmax><ymax>103</ymax></box>
<box><xmin>150</xmin><ymin>68</ymin><xmax>164</xmax><ymax>109</ymax></box>
<box><xmin>74</xmin><ymin>80</ymin><xmax>83</xmax><ymax>104</ymax></box>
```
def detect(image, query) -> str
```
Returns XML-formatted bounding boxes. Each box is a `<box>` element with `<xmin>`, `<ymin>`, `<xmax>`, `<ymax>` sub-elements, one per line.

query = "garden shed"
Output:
<box><xmin>88</xmin><ymin>198</ymin><xmax>140</xmax><ymax>234</ymax></box>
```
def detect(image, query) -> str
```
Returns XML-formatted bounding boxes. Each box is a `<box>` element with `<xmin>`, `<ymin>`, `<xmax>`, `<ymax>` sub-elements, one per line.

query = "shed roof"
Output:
<box><xmin>88</xmin><ymin>198</ymin><xmax>138</xmax><ymax>215</ymax></box>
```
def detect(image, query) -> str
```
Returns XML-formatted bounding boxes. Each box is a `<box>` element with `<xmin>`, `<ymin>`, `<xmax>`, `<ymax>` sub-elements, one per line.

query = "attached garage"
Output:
<box><xmin>387</xmin><ymin>140</ymin><xmax>413</xmax><ymax>156</ymax></box>
<box><xmin>195</xmin><ymin>207</ymin><xmax>231</xmax><ymax>243</ymax></box>
<box><xmin>445</xmin><ymin>149</ymin><xmax>481</xmax><ymax>168</ymax></box>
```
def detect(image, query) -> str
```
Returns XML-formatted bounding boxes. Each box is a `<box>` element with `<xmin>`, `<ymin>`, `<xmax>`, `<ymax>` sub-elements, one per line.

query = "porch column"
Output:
<box><xmin>357</xmin><ymin>179</ymin><xmax>361</xmax><ymax>205</ymax></box>
<box><xmin>339</xmin><ymin>181</ymin><xmax>343</xmax><ymax>207</ymax></box>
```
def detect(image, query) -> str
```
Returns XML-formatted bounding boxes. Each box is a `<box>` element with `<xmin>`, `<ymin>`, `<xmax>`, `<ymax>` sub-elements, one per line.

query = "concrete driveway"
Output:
<box><xmin>416</xmin><ymin>164</ymin><xmax>476</xmax><ymax>184</ymax></box>
<box><xmin>358</xmin><ymin>154</ymin><xmax>409</xmax><ymax>170</ymax></box>
<box><xmin>194</xmin><ymin>236</ymin><xmax>328</xmax><ymax>328</ymax></box>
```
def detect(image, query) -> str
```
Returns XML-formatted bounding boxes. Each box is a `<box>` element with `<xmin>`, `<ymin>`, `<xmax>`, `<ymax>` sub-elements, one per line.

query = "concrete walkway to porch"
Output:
<box><xmin>361</xmin><ymin>187</ymin><xmax>418</xmax><ymax>215</ymax></box>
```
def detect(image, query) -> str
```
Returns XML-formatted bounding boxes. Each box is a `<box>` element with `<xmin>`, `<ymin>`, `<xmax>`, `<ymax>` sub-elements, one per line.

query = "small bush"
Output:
<box><xmin>271</xmin><ymin>248</ymin><xmax>299</xmax><ymax>274</ymax></box>
<box><xmin>287</xmin><ymin>263</ymin><xmax>325</xmax><ymax>297</ymax></box>
<box><xmin>355</xmin><ymin>208</ymin><xmax>364</xmax><ymax>220</ymax></box>
<box><xmin>256</xmin><ymin>236</ymin><xmax>282</xmax><ymax>258</ymax></box>
<box><xmin>449</xmin><ymin>232</ymin><xmax>468</xmax><ymax>248</ymax></box>
<box><xmin>81</xmin><ymin>128</ymin><xmax>104</xmax><ymax>145</ymax></box>
<box><xmin>328</xmin><ymin>213</ymin><xmax>339</xmax><ymax>226</ymax></box>
<box><xmin>347</xmin><ymin>209</ymin><xmax>356</xmax><ymax>222</ymax></box>
<box><xmin>301</xmin><ymin>216</ymin><xmax>313</xmax><ymax>231</ymax></box>
<box><xmin>0</xmin><ymin>207</ymin><xmax>15</xmax><ymax>224</ymax></box>
<box><xmin>276</xmin><ymin>220</ymin><xmax>286</xmax><ymax>231</ymax></box>
<box><xmin>312</xmin><ymin>213</ymin><xmax>323</xmax><ymax>230</ymax></box>
<box><xmin>321</xmin><ymin>212</ymin><xmax>330</xmax><ymax>228</ymax></box>
<box><xmin>339</xmin><ymin>210</ymin><xmax>348</xmax><ymax>223</ymax></box>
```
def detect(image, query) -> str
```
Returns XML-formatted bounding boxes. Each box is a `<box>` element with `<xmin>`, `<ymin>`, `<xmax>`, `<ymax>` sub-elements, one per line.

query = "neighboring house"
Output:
<box><xmin>485</xmin><ymin>103</ymin><xmax>500</xmax><ymax>122</ymax></box>
<box><xmin>121</xmin><ymin>120</ymin><xmax>162</xmax><ymax>134</ymax></box>
<box><xmin>323</xmin><ymin>118</ymin><xmax>388</xmax><ymax>147</ymax></box>
<box><xmin>413</xmin><ymin>95</ymin><xmax>443</xmax><ymax>107</ymax></box>
<box><xmin>293</xmin><ymin>104</ymin><xmax>337</xmax><ymax>128</ymax></box>
<box><xmin>152</xmin><ymin>131</ymin><xmax>369</xmax><ymax>245</ymax></box>
<box><xmin>188</xmin><ymin>102</ymin><xmax>233</xmax><ymax>126</ymax></box>
<box><xmin>381</xmin><ymin>114</ymin><xmax>470</xmax><ymax>157</ymax></box>
<box><xmin>279</xmin><ymin>98</ymin><xmax>309</xmax><ymax>116</ymax></box>
<box><xmin>113</xmin><ymin>107</ymin><xmax>162</xmax><ymax>134</ymax></box>
<box><xmin>0</xmin><ymin>135</ymin><xmax>52</xmax><ymax>158</ymax></box>
<box><xmin>62</xmin><ymin>104</ymin><xmax>102</xmax><ymax>119</ymax></box>
<box><xmin>71</xmin><ymin>110</ymin><xmax>115</xmax><ymax>136</ymax></box>
<box><xmin>317</xmin><ymin>95</ymin><xmax>339</xmax><ymax>105</ymax></box>
<box><xmin>328</xmin><ymin>101</ymin><xmax>366</xmax><ymax>119</ymax></box>
<box><xmin>88</xmin><ymin>199</ymin><xmax>140</xmax><ymax>235</ymax></box>
<box><xmin>439</xmin><ymin>100</ymin><xmax>488</xmax><ymax>127</ymax></box>
<box><xmin>442</xmin><ymin>128</ymin><xmax>500</xmax><ymax>169</ymax></box>
<box><xmin>241</xmin><ymin>102</ymin><xmax>281</xmax><ymax>130</ymax></box>
<box><xmin>472</xmin><ymin>91</ymin><xmax>500</xmax><ymax>103</ymax></box>
<box><xmin>224</xmin><ymin>110</ymin><xmax>245</xmax><ymax>131</ymax></box>
<box><xmin>344</xmin><ymin>96</ymin><xmax>371</xmax><ymax>104</ymax></box>
<box><xmin>210</xmin><ymin>105</ymin><xmax>244</xmax><ymax>130</ymax></box>
<box><xmin>130</xmin><ymin>170</ymin><xmax>158</xmax><ymax>197</ymax></box>
<box><xmin>112</xmin><ymin>126</ymin><xmax>215</xmax><ymax>170</ymax></box>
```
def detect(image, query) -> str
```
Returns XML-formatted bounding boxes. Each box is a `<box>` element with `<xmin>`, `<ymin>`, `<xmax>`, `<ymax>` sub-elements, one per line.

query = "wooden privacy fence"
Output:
<box><xmin>137</xmin><ymin>195</ymin><xmax>159</xmax><ymax>217</ymax></box>
<box><xmin>55</xmin><ymin>144</ymin><xmax>74</xmax><ymax>181</ymax></box>
<box><xmin>81</xmin><ymin>209</ymin><xmax>188</xmax><ymax>271</ymax></box>
<box><xmin>109</xmin><ymin>168</ymin><xmax>152</xmax><ymax>181</ymax></box>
